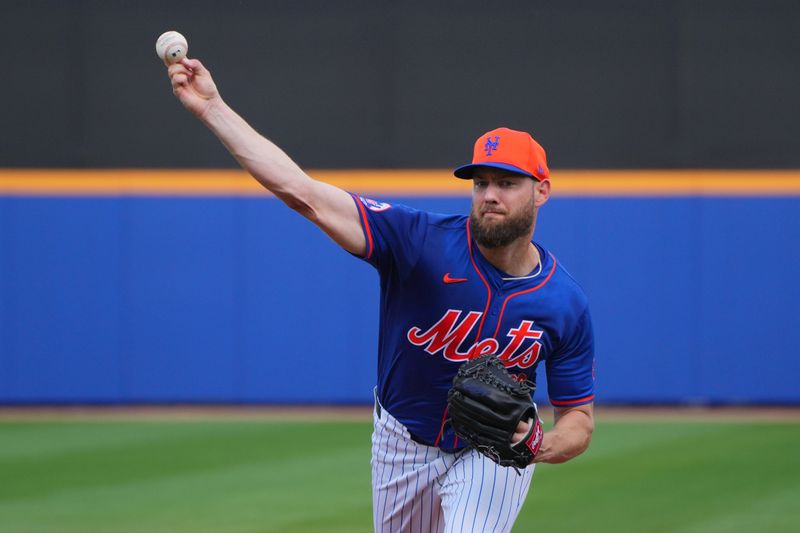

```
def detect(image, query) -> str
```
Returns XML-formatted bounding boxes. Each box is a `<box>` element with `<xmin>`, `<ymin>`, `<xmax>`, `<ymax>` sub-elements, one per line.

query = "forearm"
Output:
<box><xmin>200</xmin><ymin>99</ymin><xmax>314</xmax><ymax>213</ymax></box>
<box><xmin>533</xmin><ymin>408</ymin><xmax>594</xmax><ymax>464</ymax></box>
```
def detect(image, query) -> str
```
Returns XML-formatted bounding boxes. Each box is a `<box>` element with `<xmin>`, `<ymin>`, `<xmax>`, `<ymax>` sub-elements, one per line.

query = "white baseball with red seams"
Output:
<box><xmin>156</xmin><ymin>31</ymin><xmax>188</xmax><ymax>65</ymax></box>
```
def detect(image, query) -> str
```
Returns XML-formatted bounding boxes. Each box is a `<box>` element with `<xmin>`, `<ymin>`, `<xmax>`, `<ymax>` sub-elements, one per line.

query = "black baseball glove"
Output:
<box><xmin>447</xmin><ymin>354</ymin><xmax>543</xmax><ymax>469</ymax></box>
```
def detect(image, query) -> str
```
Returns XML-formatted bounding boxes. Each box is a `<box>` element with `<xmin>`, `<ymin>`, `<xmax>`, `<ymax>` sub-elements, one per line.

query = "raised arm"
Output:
<box><xmin>167</xmin><ymin>57</ymin><xmax>366</xmax><ymax>256</ymax></box>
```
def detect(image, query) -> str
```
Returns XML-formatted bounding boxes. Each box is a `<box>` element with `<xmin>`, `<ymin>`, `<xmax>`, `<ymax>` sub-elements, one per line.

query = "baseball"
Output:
<box><xmin>156</xmin><ymin>31</ymin><xmax>188</xmax><ymax>65</ymax></box>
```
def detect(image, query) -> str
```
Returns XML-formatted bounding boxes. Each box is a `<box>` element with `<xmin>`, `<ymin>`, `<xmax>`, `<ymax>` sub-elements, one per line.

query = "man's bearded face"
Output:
<box><xmin>469</xmin><ymin>192</ymin><xmax>536</xmax><ymax>248</ymax></box>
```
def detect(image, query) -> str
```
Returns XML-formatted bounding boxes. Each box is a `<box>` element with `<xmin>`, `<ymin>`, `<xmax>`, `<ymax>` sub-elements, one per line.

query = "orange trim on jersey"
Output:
<box><xmin>353</xmin><ymin>196</ymin><xmax>374</xmax><ymax>260</ymax></box>
<box><xmin>550</xmin><ymin>394</ymin><xmax>595</xmax><ymax>406</ymax></box>
<box><xmin>433</xmin><ymin>405</ymin><xmax>449</xmax><ymax>447</ymax></box>
<box><xmin>492</xmin><ymin>253</ymin><xmax>558</xmax><ymax>338</ymax></box>
<box><xmin>466</xmin><ymin>218</ymin><xmax>493</xmax><ymax>346</ymax></box>
<box><xmin>3</xmin><ymin>169</ymin><xmax>800</xmax><ymax>197</ymax></box>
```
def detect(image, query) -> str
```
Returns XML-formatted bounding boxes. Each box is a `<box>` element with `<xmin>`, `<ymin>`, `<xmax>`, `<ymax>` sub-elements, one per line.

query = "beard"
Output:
<box><xmin>470</xmin><ymin>196</ymin><xmax>536</xmax><ymax>248</ymax></box>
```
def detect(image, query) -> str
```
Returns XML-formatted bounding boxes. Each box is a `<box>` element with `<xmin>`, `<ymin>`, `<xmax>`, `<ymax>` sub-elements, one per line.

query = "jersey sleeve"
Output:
<box><xmin>350</xmin><ymin>194</ymin><xmax>428</xmax><ymax>277</ymax></box>
<box><xmin>545</xmin><ymin>306</ymin><xmax>596</xmax><ymax>407</ymax></box>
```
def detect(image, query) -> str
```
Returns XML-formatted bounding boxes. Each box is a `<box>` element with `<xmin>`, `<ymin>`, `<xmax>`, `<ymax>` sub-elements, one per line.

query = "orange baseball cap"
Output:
<box><xmin>454</xmin><ymin>127</ymin><xmax>550</xmax><ymax>181</ymax></box>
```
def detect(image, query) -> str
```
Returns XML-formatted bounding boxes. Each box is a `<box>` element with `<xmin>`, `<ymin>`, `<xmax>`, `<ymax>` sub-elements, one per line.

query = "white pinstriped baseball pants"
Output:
<box><xmin>371</xmin><ymin>395</ymin><xmax>535</xmax><ymax>533</ymax></box>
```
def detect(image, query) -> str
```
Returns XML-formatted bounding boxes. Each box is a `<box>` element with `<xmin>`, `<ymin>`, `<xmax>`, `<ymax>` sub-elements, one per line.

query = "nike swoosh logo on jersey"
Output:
<box><xmin>443</xmin><ymin>273</ymin><xmax>468</xmax><ymax>284</ymax></box>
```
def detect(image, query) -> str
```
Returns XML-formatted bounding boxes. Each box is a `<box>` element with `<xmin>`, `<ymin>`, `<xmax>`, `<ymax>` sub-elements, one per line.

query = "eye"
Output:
<box><xmin>500</xmin><ymin>180</ymin><xmax>515</xmax><ymax>188</ymax></box>
<box><xmin>474</xmin><ymin>180</ymin><xmax>488</xmax><ymax>190</ymax></box>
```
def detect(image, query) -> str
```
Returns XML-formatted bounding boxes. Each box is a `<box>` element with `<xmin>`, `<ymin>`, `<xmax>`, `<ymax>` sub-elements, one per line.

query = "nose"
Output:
<box><xmin>482</xmin><ymin>181</ymin><xmax>501</xmax><ymax>202</ymax></box>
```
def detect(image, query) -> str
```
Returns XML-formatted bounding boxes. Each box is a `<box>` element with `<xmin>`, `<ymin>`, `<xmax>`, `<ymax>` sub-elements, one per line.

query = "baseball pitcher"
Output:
<box><xmin>166</xmin><ymin>55</ymin><xmax>595</xmax><ymax>533</ymax></box>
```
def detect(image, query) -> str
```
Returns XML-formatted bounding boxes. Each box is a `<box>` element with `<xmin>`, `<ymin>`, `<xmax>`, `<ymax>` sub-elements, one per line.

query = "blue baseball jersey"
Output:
<box><xmin>352</xmin><ymin>195</ymin><xmax>595</xmax><ymax>450</ymax></box>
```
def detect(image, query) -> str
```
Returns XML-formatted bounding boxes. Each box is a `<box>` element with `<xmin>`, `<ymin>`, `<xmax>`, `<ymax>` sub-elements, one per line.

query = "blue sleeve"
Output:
<box><xmin>350</xmin><ymin>194</ymin><xmax>428</xmax><ymax>278</ymax></box>
<box><xmin>546</xmin><ymin>306</ymin><xmax>596</xmax><ymax>407</ymax></box>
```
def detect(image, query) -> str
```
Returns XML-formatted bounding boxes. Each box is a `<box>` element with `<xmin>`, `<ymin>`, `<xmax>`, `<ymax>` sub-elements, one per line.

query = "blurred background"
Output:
<box><xmin>2</xmin><ymin>0</ymin><xmax>799</xmax><ymax>406</ymax></box>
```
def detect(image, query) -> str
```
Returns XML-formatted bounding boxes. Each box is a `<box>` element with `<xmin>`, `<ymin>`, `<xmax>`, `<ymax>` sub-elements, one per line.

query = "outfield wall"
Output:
<box><xmin>2</xmin><ymin>170</ymin><xmax>799</xmax><ymax>405</ymax></box>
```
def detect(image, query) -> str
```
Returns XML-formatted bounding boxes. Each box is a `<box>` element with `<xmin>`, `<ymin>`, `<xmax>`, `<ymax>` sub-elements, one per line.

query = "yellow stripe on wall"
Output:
<box><xmin>1</xmin><ymin>169</ymin><xmax>800</xmax><ymax>197</ymax></box>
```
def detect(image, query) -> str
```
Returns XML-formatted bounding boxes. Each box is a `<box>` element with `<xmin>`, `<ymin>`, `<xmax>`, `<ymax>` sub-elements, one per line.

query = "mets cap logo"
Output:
<box><xmin>359</xmin><ymin>196</ymin><xmax>392</xmax><ymax>212</ymax></box>
<box><xmin>484</xmin><ymin>136</ymin><xmax>500</xmax><ymax>156</ymax></box>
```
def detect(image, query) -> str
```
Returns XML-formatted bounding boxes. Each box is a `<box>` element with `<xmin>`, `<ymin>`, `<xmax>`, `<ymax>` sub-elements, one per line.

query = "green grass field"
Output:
<box><xmin>1</xmin><ymin>415</ymin><xmax>798</xmax><ymax>532</ymax></box>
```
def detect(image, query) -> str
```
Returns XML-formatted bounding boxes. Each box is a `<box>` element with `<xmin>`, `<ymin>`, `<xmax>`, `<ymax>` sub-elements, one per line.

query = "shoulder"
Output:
<box><xmin>538</xmin><ymin>243</ymin><xmax>590</xmax><ymax>315</ymax></box>
<box><xmin>352</xmin><ymin>196</ymin><xmax>464</xmax><ymax>227</ymax></box>
<box><xmin>427</xmin><ymin>212</ymin><xmax>468</xmax><ymax>229</ymax></box>
<box><xmin>361</xmin><ymin>198</ymin><xmax>465</xmax><ymax>232</ymax></box>
<box><xmin>535</xmin><ymin>245</ymin><xmax>595</xmax><ymax>357</ymax></box>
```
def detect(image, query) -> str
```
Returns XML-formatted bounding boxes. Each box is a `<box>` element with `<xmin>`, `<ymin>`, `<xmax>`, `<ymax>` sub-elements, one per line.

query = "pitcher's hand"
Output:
<box><xmin>168</xmin><ymin>57</ymin><xmax>220</xmax><ymax>119</ymax></box>
<box><xmin>512</xmin><ymin>418</ymin><xmax>531</xmax><ymax>444</ymax></box>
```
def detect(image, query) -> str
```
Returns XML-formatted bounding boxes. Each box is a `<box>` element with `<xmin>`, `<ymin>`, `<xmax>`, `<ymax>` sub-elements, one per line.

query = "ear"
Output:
<box><xmin>534</xmin><ymin>179</ymin><xmax>551</xmax><ymax>208</ymax></box>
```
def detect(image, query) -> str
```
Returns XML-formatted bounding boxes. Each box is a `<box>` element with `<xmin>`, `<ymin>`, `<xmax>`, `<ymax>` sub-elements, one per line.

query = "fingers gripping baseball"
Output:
<box><xmin>167</xmin><ymin>58</ymin><xmax>219</xmax><ymax>118</ymax></box>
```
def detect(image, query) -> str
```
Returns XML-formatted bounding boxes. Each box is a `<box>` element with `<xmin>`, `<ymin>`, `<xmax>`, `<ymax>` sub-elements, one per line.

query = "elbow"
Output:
<box><xmin>284</xmin><ymin>195</ymin><xmax>318</xmax><ymax>220</ymax></box>
<box><xmin>577</xmin><ymin>429</ymin><xmax>594</xmax><ymax>456</ymax></box>
<box><xmin>274</xmin><ymin>179</ymin><xmax>319</xmax><ymax>221</ymax></box>
<box><xmin>572</xmin><ymin>415</ymin><xmax>595</xmax><ymax>457</ymax></box>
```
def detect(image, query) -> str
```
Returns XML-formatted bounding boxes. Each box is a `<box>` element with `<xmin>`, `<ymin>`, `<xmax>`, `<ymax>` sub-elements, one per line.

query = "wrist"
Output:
<box><xmin>199</xmin><ymin>96</ymin><xmax>227</xmax><ymax>126</ymax></box>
